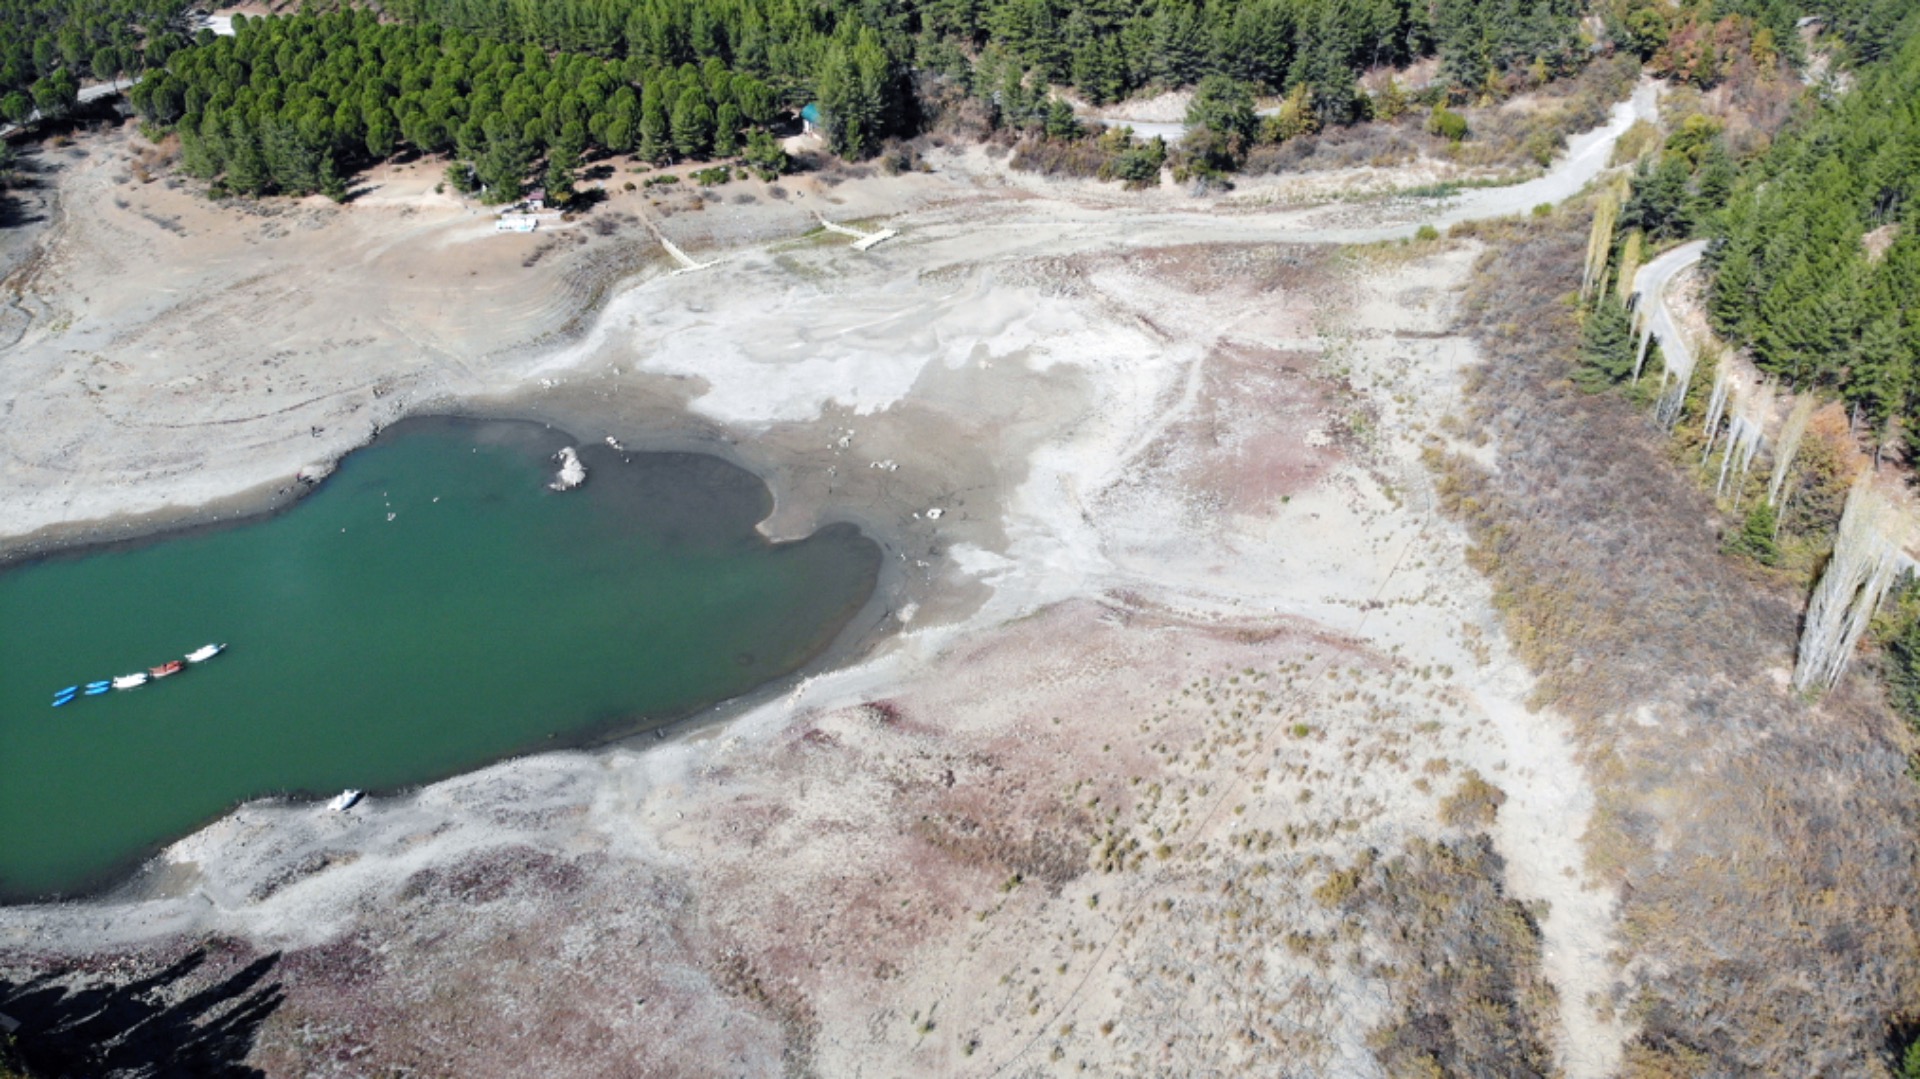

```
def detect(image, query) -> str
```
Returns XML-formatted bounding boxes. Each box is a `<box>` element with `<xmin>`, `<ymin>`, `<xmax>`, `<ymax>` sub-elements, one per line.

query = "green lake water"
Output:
<box><xmin>0</xmin><ymin>417</ymin><xmax>880</xmax><ymax>901</ymax></box>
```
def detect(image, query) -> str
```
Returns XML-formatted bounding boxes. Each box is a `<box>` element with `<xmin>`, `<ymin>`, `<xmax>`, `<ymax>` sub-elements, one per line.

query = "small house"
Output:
<box><xmin>525</xmin><ymin>188</ymin><xmax>547</xmax><ymax>212</ymax></box>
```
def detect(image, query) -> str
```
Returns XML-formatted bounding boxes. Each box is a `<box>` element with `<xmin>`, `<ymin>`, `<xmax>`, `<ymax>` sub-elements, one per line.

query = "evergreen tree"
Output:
<box><xmin>475</xmin><ymin>113</ymin><xmax>531</xmax><ymax>202</ymax></box>
<box><xmin>638</xmin><ymin>86</ymin><xmax>670</xmax><ymax>161</ymax></box>
<box><xmin>1624</xmin><ymin>153</ymin><xmax>1693</xmax><ymax>241</ymax></box>
<box><xmin>545</xmin><ymin>144</ymin><xmax>578</xmax><ymax>204</ymax></box>
<box><xmin>1891</xmin><ymin>605</ymin><xmax>1920</xmax><ymax>729</ymax></box>
<box><xmin>817</xmin><ymin>27</ymin><xmax>888</xmax><ymax>159</ymax></box>
<box><xmin>223</xmin><ymin>114</ymin><xmax>271</xmax><ymax>195</ymax></box>
<box><xmin>1725</xmin><ymin>501</ymin><xmax>1781</xmax><ymax>566</ymax></box>
<box><xmin>670</xmin><ymin>86</ymin><xmax>713</xmax><ymax>157</ymax></box>
<box><xmin>1184</xmin><ymin>74</ymin><xmax>1255</xmax><ymax>142</ymax></box>
<box><xmin>1574</xmin><ymin>294</ymin><xmax>1634</xmax><ymax>391</ymax></box>
<box><xmin>743</xmin><ymin>126</ymin><xmax>787</xmax><ymax>178</ymax></box>
<box><xmin>1043</xmin><ymin>98</ymin><xmax>1080</xmax><ymax>140</ymax></box>
<box><xmin>712</xmin><ymin>101</ymin><xmax>741</xmax><ymax>155</ymax></box>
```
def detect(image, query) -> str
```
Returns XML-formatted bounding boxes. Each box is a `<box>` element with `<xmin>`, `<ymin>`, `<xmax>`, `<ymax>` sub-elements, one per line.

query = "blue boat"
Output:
<box><xmin>53</xmin><ymin>685</ymin><xmax>77</xmax><ymax>698</ymax></box>
<box><xmin>83</xmin><ymin>681</ymin><xmax>112</xmax><ymax>696</ymax></box>
<box><xmin>52</xmin><ymin>692</ymin><xmax>77</xmax><ymax>707</ymax></box>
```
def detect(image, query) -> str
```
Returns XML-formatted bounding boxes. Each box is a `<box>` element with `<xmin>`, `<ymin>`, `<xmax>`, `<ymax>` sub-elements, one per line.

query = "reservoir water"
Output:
<box><xmin>0</xmin><ymin>417</ymin><xmax>880</xmax><ymax>901</ymax></box>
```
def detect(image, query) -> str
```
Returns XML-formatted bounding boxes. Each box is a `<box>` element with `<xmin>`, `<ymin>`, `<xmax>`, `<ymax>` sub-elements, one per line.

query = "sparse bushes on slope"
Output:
<box><xmin>1439</xmin><ymin>210</ymin><xmax>1920</xmax><ymax>1075</ymax></box>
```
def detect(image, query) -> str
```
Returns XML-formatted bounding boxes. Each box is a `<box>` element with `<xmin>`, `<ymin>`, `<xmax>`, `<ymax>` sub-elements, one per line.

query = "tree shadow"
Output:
<box><xmin>0</xmin><ymin>148</ymin><xmax>50</xmax><ymax>229</ymax></box>
<box><xmin>565</xmin><ymin>187</ymin><xmax>609</xmax><ymax>211</ymax></box>
<box><xmin>0</xmin><ymin>946</ymin><xmax>284</xmax><ymax>1078</ymax></box>
<box><xmin>0</xmin><ymin>190</ymin><xmax>47</xmax><ymax>229</ymax></box>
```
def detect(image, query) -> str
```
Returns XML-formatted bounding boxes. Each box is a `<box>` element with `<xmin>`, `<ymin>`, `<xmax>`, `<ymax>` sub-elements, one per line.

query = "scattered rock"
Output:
<box><xmin>550</xmin><ymin>446</ymin><xmax>587</xmax><ymax>491</ymax></box>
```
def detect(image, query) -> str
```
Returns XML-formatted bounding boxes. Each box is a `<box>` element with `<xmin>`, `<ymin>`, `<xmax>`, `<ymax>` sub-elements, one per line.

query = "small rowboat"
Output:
<box><xmin>149</xmin><ymin>660</ymin><xmax>184</xmax><ymax>679</ymax></box>
<box><xmin>53</xmin><ymin>685</ymin><xmax>78</xmax><ymax>698</ymax></box>
<box><xmin>52</xmin><ymin>689</ymin><xmax>77</xmax><ymax>707</ymax></box>
<box><xmin>185</xmin><ymin>643</ymin><xmax>226</xmax><ymax>664</ymax></box>
<box><xmin>84</xmin><ymin>681</ymin><xmax>112</xmax><ymax>696</ymax></box>
<box><xmin>112</xmin><ymin>673</ymin><xmax>149</xmax><ymax>690</ymax></box>
<box><xmin>326</xmin><ymin>789</ymin><xmax>363</xmax><ymax>812</ymax></box>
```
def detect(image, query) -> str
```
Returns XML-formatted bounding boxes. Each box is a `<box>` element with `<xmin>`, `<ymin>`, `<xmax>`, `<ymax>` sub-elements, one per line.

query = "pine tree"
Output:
<box><xmin>670</xmin><ymin>87</ymin><xmax>712</xmax><ymax>158</ymax></box>
<box><xmin>711</xmin><ymin>102</ymin><xmax>741</xmax><ymax>156</ymax></box>
<box><xmin>1724</xmin><ymin>501</ymin><xmax>1781</xmax><ymax>566</ymax></box>
<box><xmin>475</xmin><ymin>114</ymin><xmax>530</xmax><ymax>202</ymax></box>
<box><xmin>1043</xmin><ymin>98</ymin><xmax>1080</xmax><ymax>140</ymax></box>
<box><xmin>1574</xmin><ymin>294</ymin><xmax>1634</xmax><ymax>391</ymax></box>
<box><xmin>638</xmin><ymin>87</ymin><xmax>669</xmax><ymax>161</ymax></box>
<box><xmin>817</xmin><ymin>27</ymin><xmax>888</xmax><ymax>159</ymax></box>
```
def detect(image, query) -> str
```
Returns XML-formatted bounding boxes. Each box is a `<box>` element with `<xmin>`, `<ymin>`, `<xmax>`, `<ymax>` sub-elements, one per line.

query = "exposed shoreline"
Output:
<box><xmin>0</xmin><ymin>91</ymin><xmax>1669</xmax><ymax>1076</ymax></box>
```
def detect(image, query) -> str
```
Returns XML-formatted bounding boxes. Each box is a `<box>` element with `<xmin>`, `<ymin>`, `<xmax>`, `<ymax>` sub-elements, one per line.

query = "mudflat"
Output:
<box><xmin>0</xmin><ymin>89</ymin><xmax>1733</xmax><ymax>1077</ymax></box>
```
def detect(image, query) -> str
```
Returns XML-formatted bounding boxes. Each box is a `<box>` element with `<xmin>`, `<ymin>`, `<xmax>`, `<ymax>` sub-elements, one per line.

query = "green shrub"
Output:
<box><xmin>1099</xmin><ymin>134</ymin><xmax>1167</xmax><ymax>189</ymax></box>
<box><xmin>1427</xmin><ymin>104</ymin><xmax>1469</xmax><ymax>143</ymax></box>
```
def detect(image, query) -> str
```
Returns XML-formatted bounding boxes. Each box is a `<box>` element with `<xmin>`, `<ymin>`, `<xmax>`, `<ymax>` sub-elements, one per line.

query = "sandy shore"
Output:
<box><xmin>0</xmin><ymin>101</ymin><xmax>1656</xmax><ymax>1076</ymax></box>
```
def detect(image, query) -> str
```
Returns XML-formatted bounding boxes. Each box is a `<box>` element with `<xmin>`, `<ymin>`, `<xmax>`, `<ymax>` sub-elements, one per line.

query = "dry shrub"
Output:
<box><xmin>1778</xmin><ymin>405</ymin><xmax>1857</xmax><ymax>540</ymax></box>
<box><xmin>1653</xmin><ymin>46</ymin><xmax>1802</xmax><ymax>161</ymax></box>
<box><xmin>1439</xmin><ymin>770</ymin><xmax>1507</xmax><ymax>828</ymax></box>
<box><xmin>1461</xmin><ymin>55</ymin><xmax>1642</xmax><ymax>170</ymax></box>
<box><xmin>1241</xmin><ymin>121</ymin><xmax>1430</xmax><ymax>175</ymax></box>
<box><xmin>1345</xmin><ymin>835</ymin><xmax>1558</xmax><ymax>1078</ymax></box>
<box><xmin>1011</xmin><ymin>136</ymin><xmax>1120</xmax><ymax>179</ymax></box>
<box><xmin>1442</xmin><ymin>211</ymin><xmax>1920</xmax><ymax>1074</ymax></box>
<box><xmin>915</xmin><ymin>71</ymin><xmax>994</xmax><ymax>142</ymax></box>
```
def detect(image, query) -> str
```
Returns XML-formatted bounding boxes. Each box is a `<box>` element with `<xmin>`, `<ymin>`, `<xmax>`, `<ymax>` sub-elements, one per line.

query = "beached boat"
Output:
<box><xmin>326</xmin><ymin>789</ymin><xmax>363</xmax><ymax>812</ymax></box>
<box><xmin>149</xmin><ymin>660</ymin><xmax>184</xmax><ymax>678</ymax></box>
<box><xmin>185</xmin><ymin>643</ymin><xmax>226</xmax><ymax>663</ymax></box>
<box><xmin>112</xmin><ymin>673</ymin><xmax>149</xmax><ymax>690</ymax></box>
<box><xmin>84</xmin><ymin>681</ymin><xmax>112</xmax><ymax>696</ymax></box>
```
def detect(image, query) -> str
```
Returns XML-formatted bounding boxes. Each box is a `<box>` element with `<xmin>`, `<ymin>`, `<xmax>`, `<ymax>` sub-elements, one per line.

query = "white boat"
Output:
<box><xmin>326</xmin><ymin>789</ymin><xmax>363</xmax><ymax>812</ymax></box>
<box><xmin>185</xmin><ymin>643</ymin><xmax>226</xmax><ymax>663</ymax></box>
<box><xmin>111</xmin><ymin>673</ymin><xmax>149</xmax><ymax>690</ymax></box>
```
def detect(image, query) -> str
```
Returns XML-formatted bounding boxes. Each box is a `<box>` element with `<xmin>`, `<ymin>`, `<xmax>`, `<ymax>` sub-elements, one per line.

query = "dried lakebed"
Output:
<box><xmin>0</xmin><ymin>417</ymin><xmax>880</xmax><ymax>900</ymax></box>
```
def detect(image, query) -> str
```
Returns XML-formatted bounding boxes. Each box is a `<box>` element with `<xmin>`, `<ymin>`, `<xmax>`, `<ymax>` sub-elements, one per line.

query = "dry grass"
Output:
<box><xmin>1436</xmin><ymin>211</ymin><xmax>1920</xmax><ymax>1074</ymax></box>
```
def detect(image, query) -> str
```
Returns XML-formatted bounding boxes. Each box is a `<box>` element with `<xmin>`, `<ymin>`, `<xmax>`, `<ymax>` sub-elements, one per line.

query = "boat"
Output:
<box><xmin>53</xmin><ymin>685</ymin><xmax>77</xmax><ymax>698</ymax></box>
<box><xmin>326</xmin><ymin>789</ymin><xmax>363</xmax><ymax>812</ymax></box>
<box><xmin>149</xmin><ymin>660</ymin><xmax>184</xmax><ymax>678</ymax></box>
<box><xmin>52</xmin><ymin>689</ymin><xmax>77</xmax><ymax>707</ymax></box>
<box><xmin>112</xmin><ymin>673</ymin><xmax>149</xmax><ymax>690</ymax></box>
<box><xmin>185</xmin><ymin>643</ymin><xmax>226</xmax><ymax>663</ymax></box>
<box><xmin>84</xmin><ymin>681</ymin><xmax>112</xmax><ymax>696</ymax></box>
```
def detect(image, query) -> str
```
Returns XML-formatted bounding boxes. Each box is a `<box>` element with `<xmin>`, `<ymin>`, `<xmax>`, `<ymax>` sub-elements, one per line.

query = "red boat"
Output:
<box><xmin>149</xmin><ymin>660</ymin><xmax>184</xmax><ymax>678</ymax></box>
